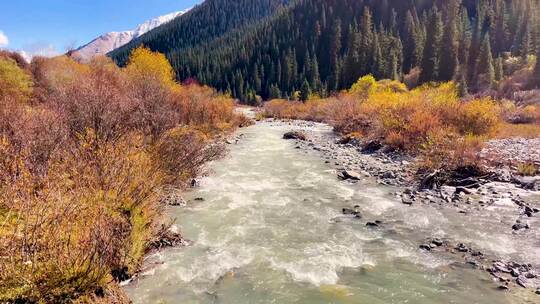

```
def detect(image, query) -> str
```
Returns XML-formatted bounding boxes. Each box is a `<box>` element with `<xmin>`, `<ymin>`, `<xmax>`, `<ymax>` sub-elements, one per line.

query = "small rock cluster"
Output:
<box><xmin>481</xmin><ymin>138</ymin><xmax>540</xmax><ymax>168</ymax></box>
<box><xmin>419</xmin><ymin>238</ymin><xmax>540</xmax><ymax>293</ymax></box>
<box><xmin>340</xmin><ymin>205</ymin><xmax>382</xmax><ymax>228</ymax></box>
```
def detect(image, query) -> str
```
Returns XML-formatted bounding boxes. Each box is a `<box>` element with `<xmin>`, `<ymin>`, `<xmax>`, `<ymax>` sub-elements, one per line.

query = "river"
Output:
<box><xmin>124</xmin><ymin>119</ymin><xmax>534</xmax><ymax>303</ymax></box>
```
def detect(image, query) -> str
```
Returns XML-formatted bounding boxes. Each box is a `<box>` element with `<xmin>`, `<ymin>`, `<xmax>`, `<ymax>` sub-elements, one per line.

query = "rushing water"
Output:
<box><xmin>125</xmin><ymin>120</ymin><xmax>536</xmax><ymax>304</ymax></box>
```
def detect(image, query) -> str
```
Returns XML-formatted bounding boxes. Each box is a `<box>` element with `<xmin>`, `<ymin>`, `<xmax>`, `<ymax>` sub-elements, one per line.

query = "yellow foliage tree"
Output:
<box><xmin>349</xmin><ymin>74</ymin><xmax>376</xmax><ymax>97</ymax></box>
<box><xmin>125</xmin><ymin>47</ymin><xmax>176</xmax><ymax>88</ymax></box>
<box><xmin>0</xmin><ymin>58</ymin><xmax>33</xmax><ymax>102</ymax></box>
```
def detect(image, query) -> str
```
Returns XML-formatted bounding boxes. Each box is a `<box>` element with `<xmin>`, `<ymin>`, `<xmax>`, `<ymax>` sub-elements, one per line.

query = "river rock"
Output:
<box><xmin>455</xmin><ymin>186</ymin><xmax>473</xmax><ymax>195</ymax></box>
<box><xmin>283</xmin><ymin>131</ymin><xmax>307</xmax><ymax>141</ymax></box>
<box><xmin>513</xmin><ymin>175</ymin><xmax>540</xmax><ymax>190</ymax></box>
<box><xmin>166</xmin><ymin>195</ymin><xmax>187</xmax><ymax>207</ymax></box>
<box><xmin>382</xmin><ymin>171</ymin><xmax>396</xmax><ymax>179</ymax></box>
<box><xmin>361</xmin><ymin>141</ymin><xmax>383</xmax><ymax>154</ymax></box>
<box><xmin>493</xmin><ymin>262</ymin><xmax>511</xmax><ymax>273</ymax></box>
<box><xmin>431</xmin><ymin>238</ymin><xmax>444</xmax><ymax>247</ymax></box>
<box><xmin>512</xmin><ymin>220</ymin><xmax>530</xmax><ymax>231</ymax></box>
<box><xmin>402</xmin><ymin>195</ymin><xmax>414</xmax><ymax>205</ymax></box>
<box><xmin>419</xmin><ymin>244</ymin><xmax>432</xmax><ymax>251</ymax></box>
<box><xmin>339</xmin><ymin>170</ymin><xmax>362</xmax><ymax>181</ymax></box>
<box><xmin>366</xmin><ymin>222</ymin><xmax>379</xmax><ymax>228</ymax></box>
<box><xmin>516</xmin><ymin>276</ymin><xmax>529</xmax><ymax>288</ymax></box>
<box><xmin>342</xmin><ymin>205</ymin><xmax>361</xmax><ymax>218</ymax></box>
<box><xmin>456</xmin><ymin>243</ymin><xmax>469</xmax><ymax>252</ymax></box>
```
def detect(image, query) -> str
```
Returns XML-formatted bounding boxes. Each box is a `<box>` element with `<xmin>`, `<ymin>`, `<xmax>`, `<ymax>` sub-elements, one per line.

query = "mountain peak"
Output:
<box><xmin>73</xmin><ymin>9</ymin><xmax>189</xmax><ymax>62</ymax></box>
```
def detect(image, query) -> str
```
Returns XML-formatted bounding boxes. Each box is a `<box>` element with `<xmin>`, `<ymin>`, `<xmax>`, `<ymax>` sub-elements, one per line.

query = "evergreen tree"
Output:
<box><xmin>533</xmin><ymin>48</ymin><xmax>540</xmax><ymax>87</ymax></box>
<box><xmin>403</xmin><ymin>10</ymin><xmax>417</xmax><ymax>73</ymax></box>
<box><xmin>359</xmin><ymin>7</ymin><xmax>374</xmax><ymax>74</ymax></box>
<box><xmin>494</xmin><ymin>56</ymin><xmax>504</xmax><ymax>81</ymax></box>
<box><xmin>269</xmin><ymin>83</ymin><xmax>281</xmax><ymax>99</ymax></box>
<box><xmin>438</xmin><ymin>1</ymin><xmax>460</xmax><ymax>81</ymax></box>
<box><xmin>311</xmin><ymin>54</ymin><xmax>321</xmax><ymax>91</ymax></box>
<box><xmin>329</xmin><ymin>19</ymin><xmax>342</xmax><ymax>91</ymax></box>
<box><xmin>344</xmin><ymin>23</ymin><xmax>360</xmax><ymax>87</ymax></box>
<box><xmin>476</xmin><ymin>34</ymin><xmax>495</xmax><ymax>89</ymax></box>
<box><xmin>419</xmin><ymin>5</ymin><xmax>443</xmax><ymax>83</ymax></box>
<box><xmin>300</xmin><ymin>79</ymin><xmax>311</xmax><ymax>101</ymax></box>
<box><xmin>457</xmin><ymin>66</ymin><xmax>469</xmax><ymax>97</ymax></box>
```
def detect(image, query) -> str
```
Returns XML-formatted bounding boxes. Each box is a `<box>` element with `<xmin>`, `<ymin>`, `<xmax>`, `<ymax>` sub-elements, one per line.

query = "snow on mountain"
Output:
<box><xmin>73</xmin><ymin>10</ymin><xmax>188</xmax><ymax>62</ymax></box>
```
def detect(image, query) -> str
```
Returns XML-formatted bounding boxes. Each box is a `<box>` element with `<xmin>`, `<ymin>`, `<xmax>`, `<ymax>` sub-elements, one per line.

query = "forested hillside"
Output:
<box><xmin>110</xmin><ymin>0</ymin><xmax>540</xmax><ymax>103</ymax></box>
<box><xmin>110</xmin><ymin>0</ymin><xmax>290</xmax><ymax>65</ymax></box>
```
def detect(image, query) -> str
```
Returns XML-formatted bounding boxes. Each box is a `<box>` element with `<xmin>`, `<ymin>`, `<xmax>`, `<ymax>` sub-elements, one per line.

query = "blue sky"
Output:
<box><xmin>0</xmin><ymin>0</ymin><xmax>200</xmax><ymax>56</ymax></box>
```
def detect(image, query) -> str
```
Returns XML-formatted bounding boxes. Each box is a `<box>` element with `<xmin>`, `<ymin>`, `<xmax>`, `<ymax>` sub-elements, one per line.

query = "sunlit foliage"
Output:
<box><xmin>0</xmin><ymin>57</ymin><xmax>33</xmax><ymax>102</ymax></box>
<box><xmin>264</xmin><ymin>77</ymin><xmax>506</xmax><ymax>171</ymax></box>
<box><xmin>0</xmin><ymin>49</ymin><xmax>245</xmax><ymax>303</ymax></box>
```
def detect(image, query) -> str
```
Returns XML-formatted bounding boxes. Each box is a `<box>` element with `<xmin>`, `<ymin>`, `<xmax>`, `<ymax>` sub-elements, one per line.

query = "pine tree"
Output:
<box><xmin>403</xmin><ymin>10</ymin><xmax>417</xmax><ymax>73</ymax></box>
<box><xmin>344</xmin><ymin>23</ymin><xmax>360</xmax><ymax>87</ymax></box>
<box><xmin>311</xmin><ymin>54</ymin><xmax>321</xmax><ymax>91</ymax></box>
<box><xmin>329</xmin><ymin>19</ymin><xmax>342</xmax><ymax>90</ymax></box>
<box><xmin>493</xmin><ymin>0</ymin><xmax>509</xmax><ymax>54</ymax></box>
<box><xmin>438</xmin><ymin>1</ymin><xmax>460</xmax><ymax>81</ymax></box>
<box><xmin>269</xmin><ymin>83</ymin><xmax>281</xmax><ymax>99</ymax></box>
<box><xmin>419</xmin><ymin>5</ymin><xmax>443</xmax><ymax>83</ymax></box>
<box><xmin>300</xmin><ymin>79</ymin><xmax>311</xmax><ymax>101</ymax></box>
<box><xmin>359</xmin><ymin>7</ymin><xmax>374</xmax><ymax>74</ymax></box>
<box><xmin>494</xmin><ymin>56</ymin><xmax>504</xmax><ymax>81</ymax></box>
<box><xmin>476</xmin><ymin>34</ymin><xmax>495</xmax><ymax>89</ymax></box>
<box><xmin>371</xmin><ymin>32</ymin><xmax>383</xmax><ymax>79</ymax></box>
<box><xmin>457</xmin><ymin>66</ymin><xmax>469</xmax><ymax>97</ymax></box>
<box><xmin>533</xmin><ymin>48</ymin><xmax>540</xmax><ymax>87</ymax></box>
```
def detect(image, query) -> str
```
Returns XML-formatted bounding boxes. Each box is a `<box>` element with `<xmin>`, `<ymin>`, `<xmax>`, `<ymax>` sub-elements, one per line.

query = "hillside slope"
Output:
<box><xmin>110</xmin><ymin>0</ymin><xmax>540</xmax><ymax>102</ymax></box>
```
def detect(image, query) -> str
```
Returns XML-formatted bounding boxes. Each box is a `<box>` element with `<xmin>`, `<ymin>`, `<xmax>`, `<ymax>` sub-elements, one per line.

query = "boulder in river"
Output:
<box><xmin>283</xmin><ymin>131</ymin><xmax>307</xmax><ymax>141</ymax></box>
<box><xmin>342</xmin><ymin>205</ymin><xmax>362</xmax><ymax>218</ymax></box>
<box><xmin>401</xmin><ymin>194</ymin><xmax>414</xmax><ymax>205</ymax></box>
<box><xmin>419</xmin><ymin>244</ymin><xmax>432</xmax><ymax>251</ymax></box>
<box><xmin>338</xmin><ymin>170</ymin><xmax>362</xmax><ymax>181</ymax></box>
<box><xmin>513</xmin><ymin>175</ymin><xmax>540</xmax><ymax>190</ymax></box>
<box><xmin>512</xmin><ymin>220</ymin><xmax>529</xmax><ymax>231</ymax></box>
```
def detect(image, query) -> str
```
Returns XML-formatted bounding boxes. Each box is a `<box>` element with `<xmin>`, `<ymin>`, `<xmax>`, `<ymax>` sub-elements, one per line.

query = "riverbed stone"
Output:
<box><xmin>512</xmin><ymin>220</ymin><xmax>530</xmax><ymax>231</ymax></box>
<box><xmin>339</xmin><ymin>170</ymin><xmax>362</xmax><ymax>181</ymax></box>
<box><xmin>402</xmin><ymin>195</ymin><xmax>414</xmax><ymax>205</ymax></box>
<box><xmin>419</xmin><ymin>244</ymin><xmax>431</xmax><ymax>251</ymax></box>
<box><xmin>283</xmin><ymin>131</ymin><xmax>307</xmax><ymax>141</ymax></box>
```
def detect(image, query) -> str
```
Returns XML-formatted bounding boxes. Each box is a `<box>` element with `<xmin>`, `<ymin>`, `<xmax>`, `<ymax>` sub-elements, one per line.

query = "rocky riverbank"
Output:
<box><xmin>268</xmin><ymin>117</ymin><xmax>540</xmax><ymax>296</ymax></box>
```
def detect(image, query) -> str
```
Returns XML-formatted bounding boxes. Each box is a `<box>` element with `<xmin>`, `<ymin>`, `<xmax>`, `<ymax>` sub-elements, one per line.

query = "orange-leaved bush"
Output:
<box><xmin>0</xmin><ymin>49</ymin><xmax>245</xmax><ymax>303</ymax></box>
<box><xmin>263</xmin><ymin>77</ymin><xmax>504</xmax><ymax>172</ymax></box>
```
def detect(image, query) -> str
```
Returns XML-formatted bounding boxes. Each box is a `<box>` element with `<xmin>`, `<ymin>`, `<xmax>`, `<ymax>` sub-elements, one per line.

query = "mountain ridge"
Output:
<box><xmin>73</xmin><ymin>9</ymin><xmax>190</xmax><ymax>62</ymax></box>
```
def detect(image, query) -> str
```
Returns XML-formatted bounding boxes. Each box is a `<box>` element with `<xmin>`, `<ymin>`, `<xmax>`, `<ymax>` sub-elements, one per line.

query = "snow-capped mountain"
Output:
<box><xmin>73</xmin><ymin>10</ymin><xmax>188</xmax><ymax>62</ymax></box>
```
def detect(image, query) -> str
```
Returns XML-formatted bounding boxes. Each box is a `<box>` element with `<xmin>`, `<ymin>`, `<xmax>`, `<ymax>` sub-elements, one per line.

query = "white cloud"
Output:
<box><xmin>0</xmin><ymin>30</ymin><xmax>8</xmax><ymax>47</ymax></box>
<box><xmin>19</xmin><ymin>42</ymin><xmax>60</xmax><ymax>61</ymax></box>
<box><xmin>18</xmin><ymin>50</ymin><xmax>32</xmax><ymax>63</ymax></box>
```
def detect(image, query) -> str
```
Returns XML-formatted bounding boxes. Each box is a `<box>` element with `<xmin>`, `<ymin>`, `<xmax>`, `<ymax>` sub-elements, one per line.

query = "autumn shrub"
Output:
<box><xmin>455</xmin><ymin>98</ymin><xmax>501</xmax><ymax>136</ymax></box>
<box><xmin>264</xmin><ymin>77</ymin><xmax>506</xmax><ymax>173</ymax></box>
<box><xmin>0</xmin><ymin>48</ymin><xmax>239</xmax><ymax>303</ymax></box>
<box><xmin>0</xmin><ymin>57</ymin><xmax>33</xmax><ymax>102</ymax></box>
<box><xmin>517</xmin><ymin>163</ymin><xmax>539</xmax><ymax>176</ymax></box>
